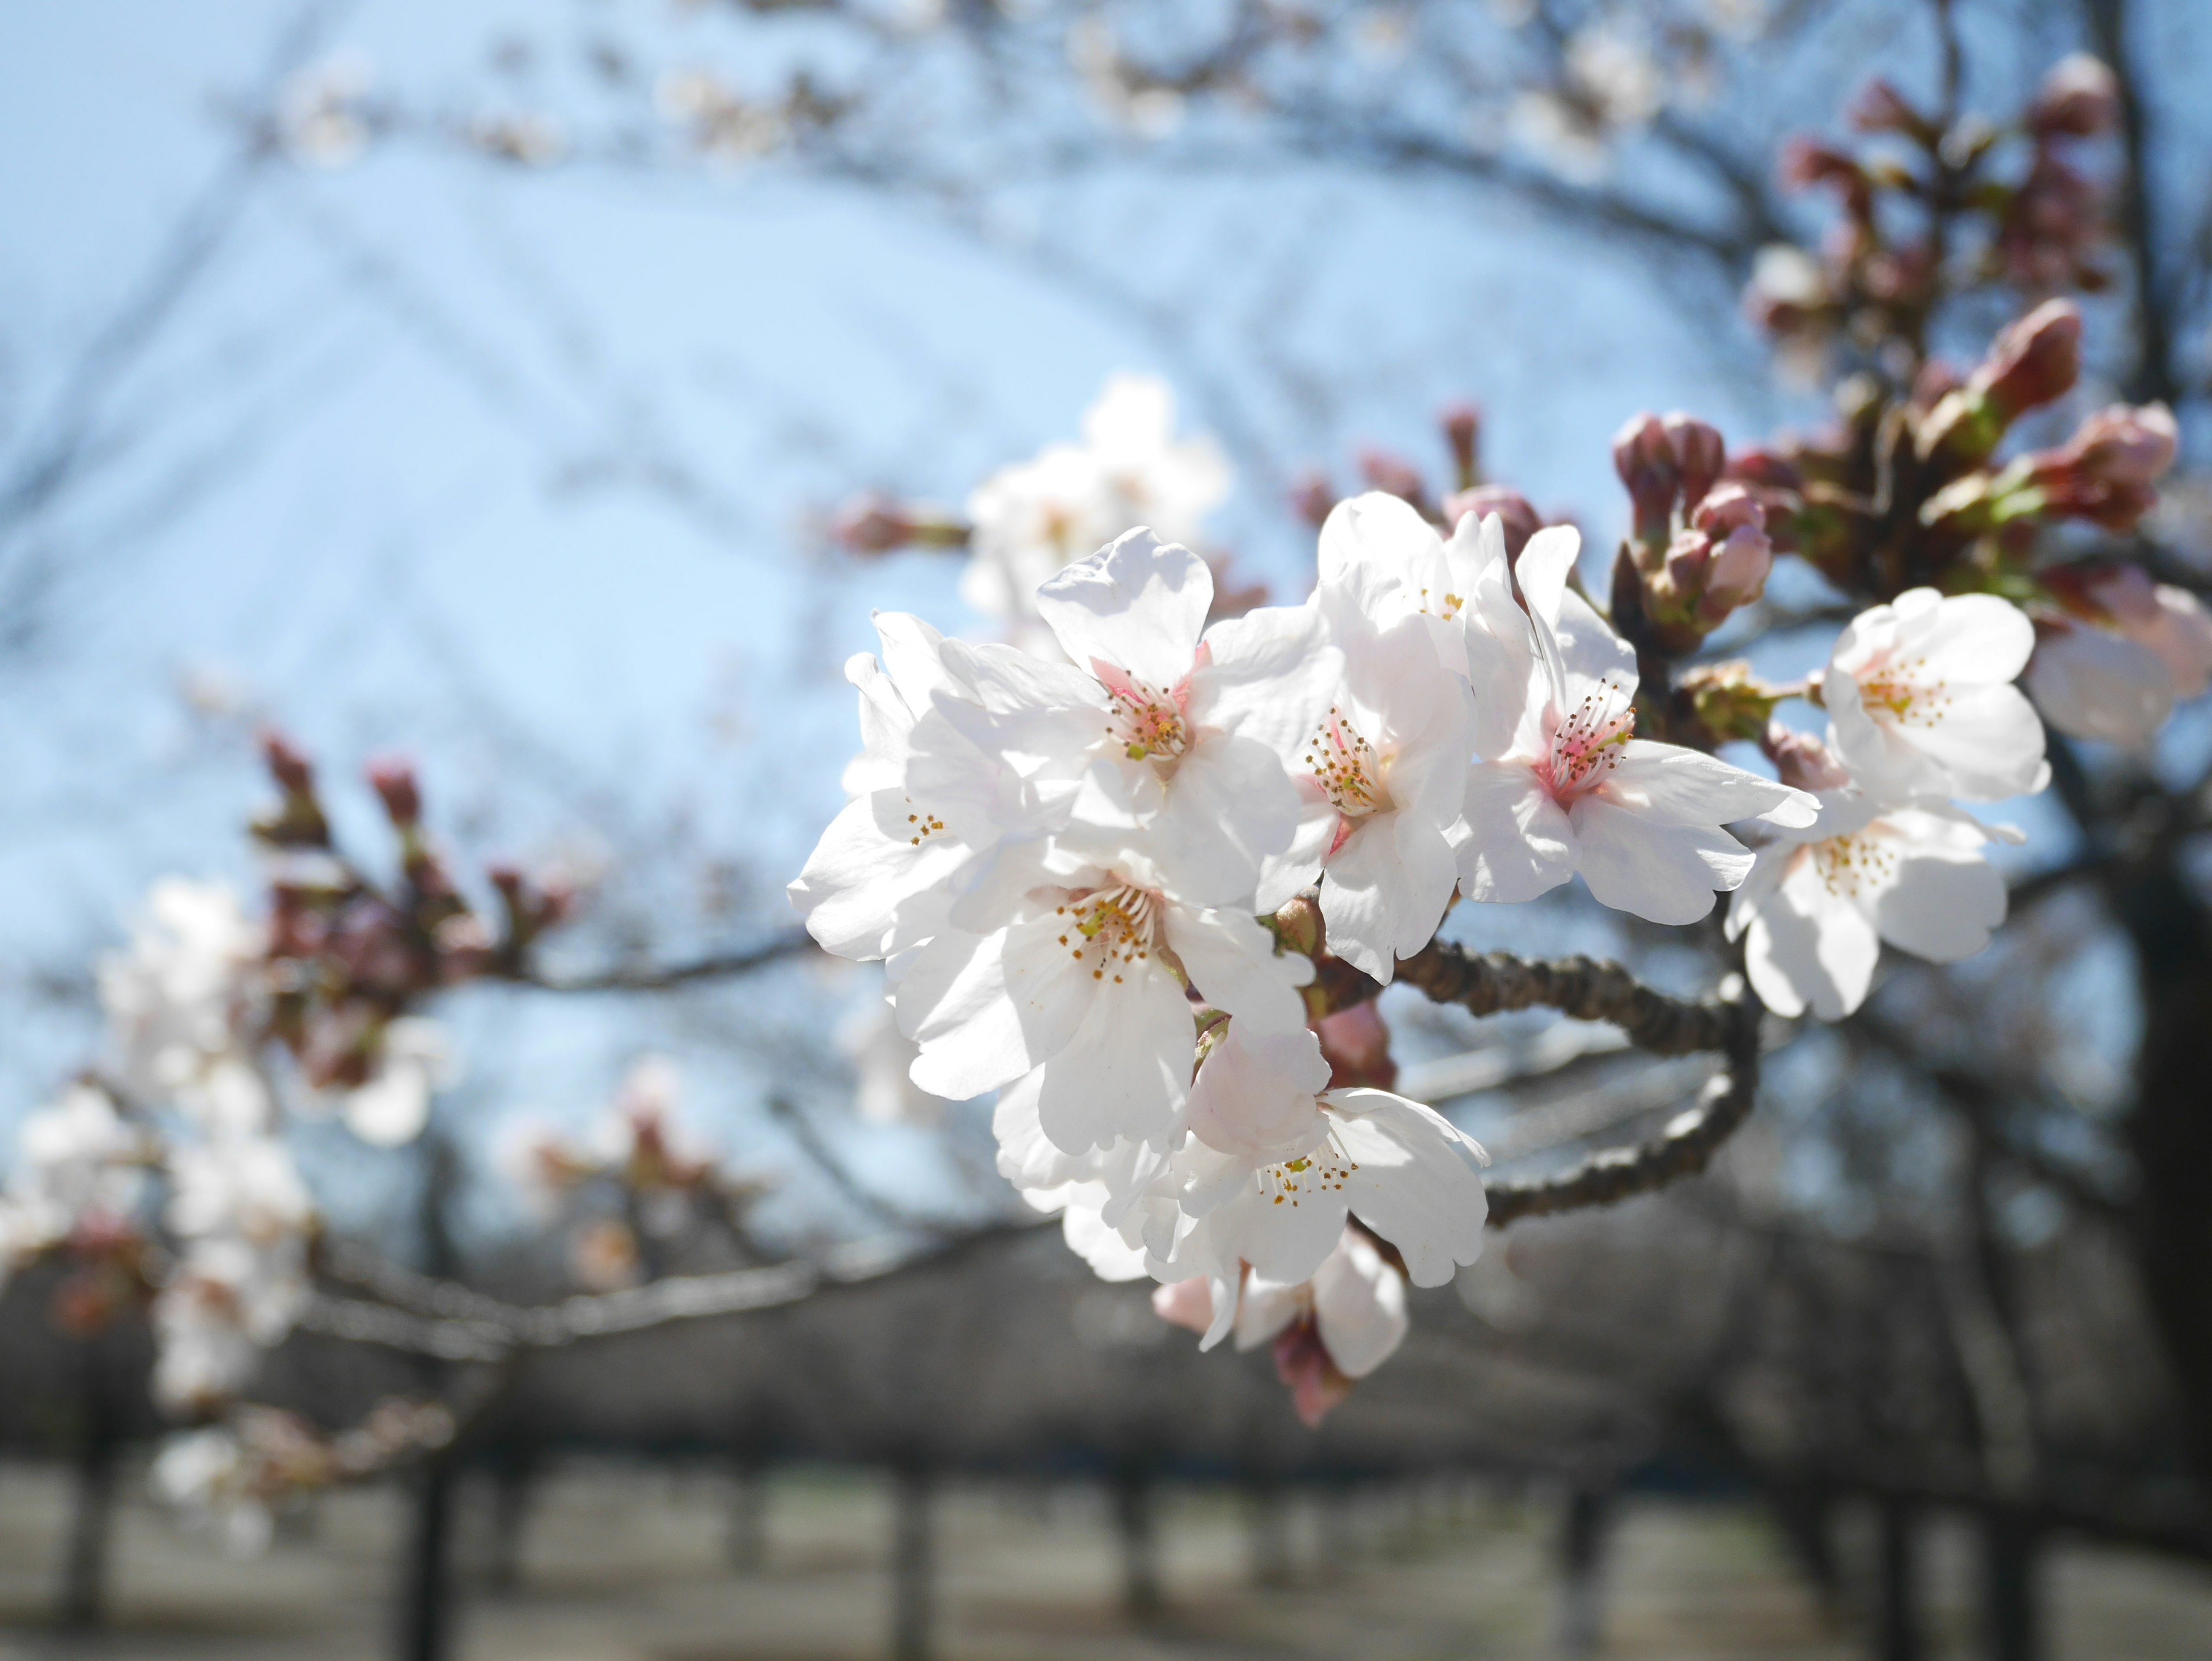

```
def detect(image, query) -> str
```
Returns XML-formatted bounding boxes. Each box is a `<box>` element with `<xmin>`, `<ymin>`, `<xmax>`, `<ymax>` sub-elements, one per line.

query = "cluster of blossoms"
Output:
<box><xmin>152</xmin><ymin>1399</ymin><xmax>455</xmax><ymax>1557</ymax></box>
<box><xmin>795</xmin><ymin>474</ymin><xmax>1840</xmax><ymax>1412</ymax></box>
<box><xmin>807</xmin><ymin>115</ymin><xmax>2202</xmax><ymax>1400</ymax></box>
<box><xmin>500</xmin><ymin>1056</ymin><xmax>765</xmax><ymax>1291</ymax></box>
<box><xmin>0</xmin><ymin>741</ymin><xmax>573</xmax><ymax>1421</ymax></box>
<box><xmin>1747</xmin><ymin>55</ymin><xmax>2120</xmax><ymax>368</ymax></box>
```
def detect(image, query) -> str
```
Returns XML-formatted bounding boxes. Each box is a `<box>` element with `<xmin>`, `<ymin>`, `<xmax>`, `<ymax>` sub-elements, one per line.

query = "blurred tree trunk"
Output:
<box><xmin>1978</xmin><ymin>1509</ymin><xmax>2040</xmax><ymax>1661</ymax></box>
<box><xmin>398</xmin><ymin>1455</ymin><xmax>458</xmax><ymax>1661</ymax></box>
<box><xmin>1876</xmin><ymin>1496</ymin><xmax>1922</xmax><ymax>1661</ymax></box>
<box><xmin>59</xmin><ymin>1339</ymin><xmax>119</xmax><ymax>1629</ymax></box>
<box><xmin>1555</xmin><ymin>1486</ymin><xmax>1611</xmax><ymax>1658</ymax></box>
<box><xmin>1244</xmin><ymin>1477</ymin><xmax>1292</xmax><ymax>1588</ymax></box>
<box><xmin>890</xmin><ymin>1464</ymin><xmax>934</xmax><ymax>1661</ymax></box>
<box><xmin>727</xmin><ymin>1452</ymin><xmax>768</xmax><ymax>1572</ymax></box>
<box><xmin>1112</xmin><ymin>1466</ymin><xmax>1161</xmax><ymax>1622</ymax></box>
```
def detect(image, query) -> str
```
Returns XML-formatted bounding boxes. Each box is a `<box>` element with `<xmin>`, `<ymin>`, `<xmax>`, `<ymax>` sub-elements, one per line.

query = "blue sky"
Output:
<box><xmin>1</xmin><ymin>0</ymin><xmax>2120</xmax><ymax>1240</ymax></box>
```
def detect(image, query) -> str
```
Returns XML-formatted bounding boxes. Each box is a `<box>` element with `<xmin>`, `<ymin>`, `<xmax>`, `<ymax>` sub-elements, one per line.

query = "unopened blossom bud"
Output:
<box><xmin>262</xmin><ymin>729</ymin><xmax>315</xmax><ymax>795</ymax></box>
<box><xmin>1763</xmin><ymin>722</ymin><xmax>1853</xmax><ymax>792</ymax></box>
<box><xmin>1440</xmin><ymin>402</ymin><xmax>1481</xmax><ymax>489</ymax></box>
<box><xmin>828</xmin><ymin>492</ymin><xmax>918</xmax><ymax>555</ymax></box>
<box><xmin>1290</xmin><ymin>470</ymin><xmax>1336</xmax><ymax>529</ymax></box>
<box><xmin>2030</xmin><ymin>54</ymin><xmax>2119</xmax><ymax>139</ymax></box>
<box><xmin>1315</xmin><ymin>1000</ymin><xmax>1396</xmax><ymax>1091</ymax></box>
<box><xmin>1272</xmin><ymin>1317</ymin><xmax>1355</xmax><ymax>1429</ymax></box>
<box><xmin>1687</xmin><ymin>485</ymin><xmax>1772</xmax><ymax>623</ymax></box>
<box><xmin>1270</xmin><ymin>894</ymin><xmax>1321</xmax><ymax>958</ymax></box>
<box><xmin>1612</xmin><ymin>413</ymin><xmax>1679</xmax><ymax>545</ymax></box>
<box><xmin>1778</xmin><ymin>137</ymin><xmax>1872</xmax><ymax>218</ymax></box>
<box><xmin>2057</xmin><ymin>402</ymin><xmax>2178</xmax><ymax>489</ymax></box>
<box><xmin>1846</xmin><ymin>76</ymin><xmax>1928</xmax><ymax>139</ymax></box>
<box><xmin>365</xmin><ymin>755</ymin><xmax>421</xmax><ymax>827</ymax></box>
<box><xmin>1357</xmin><ymin>447</ymin><xmax>1428</xmax><ymax>510</ymax></box>
<box><xmin>1152</xmin><ymin>1277</ymin><xmax>1214</xmax><ymax>1335</ymax></box>
<box><xmin>1441</xmin><ymin>485</ymin><xmax>1541</xmax><ymax>557</ymax></box>
<box><xmin>1662</xmin><ymin>413</ymin><xmax>1727</xmax><ymax>512</ymax></box>
<box><xmin>1675</xmin><ymin>664</ymin><xmax>1783</xmax><ymax>744</ymax></box>
<box><xmin>1919</xmin><ymin>300</ymin><xmax>2081</xmax><ymax>463</ymax></box>
<box><xmin>1974</xmin><ymin>300</ymin><xmax>2082</xmax><ymax>418</ymax></box>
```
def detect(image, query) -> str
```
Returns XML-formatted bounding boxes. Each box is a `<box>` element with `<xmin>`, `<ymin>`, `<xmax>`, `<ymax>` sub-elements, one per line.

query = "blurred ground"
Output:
<box><xmin>1</xmin><ymin>1459</ymin><xmax>2209</xmax><ymax>1660</ymax></box>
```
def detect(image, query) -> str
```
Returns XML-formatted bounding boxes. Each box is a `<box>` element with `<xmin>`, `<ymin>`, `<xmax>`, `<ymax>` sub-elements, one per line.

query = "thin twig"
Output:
<box><xmin>501</xmin><ymin>929</ymin><xmax>814</xmax><ymax>993</ymax></box>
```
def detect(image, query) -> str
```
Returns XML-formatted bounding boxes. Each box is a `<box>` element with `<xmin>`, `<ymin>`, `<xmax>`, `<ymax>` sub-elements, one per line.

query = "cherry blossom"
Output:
<box><xmin>1154</xmin><ymin>1224</ymin><xmax>1410</xmax><ymax>1422</ymax></box>
<box><xmin>327</xmin><ymin>1016</ymin><xmax>454</xmax><ymax>1147</ymax></box>
<box><xmin>789</xmin><ymin>610</ymin><xmax>1095</xmax><ymax>961</ymax></box>
<box><xmin>963</xmin><ymin>374</ymin><xmax>1229</xmax><ymax>640</ymax></box>
<box><xmin>4</xmin><ymin>1084</ymin><xmax>148</xmax><ymax>1252</ymax></box>
<box><xmin>150</xmin><ymin>1427</ymin><xmax>275</xmax><ymax>1557</ymax></box>
<box><xmin>1458</xmin><ymin>525</ymin><xmax>1817</xmax><ymax>924</ymax></box>
<box><xmin>1823</xmin><ymin>588</ymin><xmax>2050</xmax><ymax>804</ymax></box>
<box><xmin>2028</xmin><ymin>565</ymin><xmax>2212</xmax><ymax>747</ymax></box>
<box><xmin>1254</xmin><ymin>497</ymin><xmax>1479</xmax><ymax>982</ymax></box>
<box><xmin>1031</xmin><ymin>528</ymin><xmax>1339</xmax><ymax>899</ymax></box>
<box><xmin>98</xmin><ymin>878</ymin><xmax>268</xmax><ymax>1130</ymax></box>
<box><xmin>1726</xmin><ymin>736</ymin><xmax>2010</xmax><ymax>1020</ymax></box>
<box><xmin>1162</xmin><ymin>1025</ymin><xmax>1488</xmax><ymax>1313</ymax></box>
<box><xmin>895</xmin><ymin>786</ymin><xmax>1312</xmax><ymax>1155</ymax></box>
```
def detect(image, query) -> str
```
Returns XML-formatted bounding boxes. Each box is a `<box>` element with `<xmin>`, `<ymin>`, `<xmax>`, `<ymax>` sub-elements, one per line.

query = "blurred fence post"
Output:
<box><xmin>1112</xmin><ymin>1465</ymin><xmax>1161</xmax><ymax>1621</ymax></box>
<box><xmin>890</xmin><ymin>1463</ymin><xmax>935</xmax><ymax>1661</ymax></box>
<box><xmin>59</xmin><ymin>1333</ymin><xmax>120</xmax><ymax>1628</ymax></box>
<box><xmin>728</xmin><ymin>1452</ymin><xmax>767</xmax><ymax>1572</ymax></box>
<box><xmin>1877</xmin><ymin>1496</ymin><xmax>1923</xmax><ymax>1661</ymax></box>
<box><xmin>1979</xmin><ymin>1508</ymin><xmax>2040</xmax><ymax>1661</ymax></box>
<box><xmin>1244</xmin><ymin>1477</ymin><xmax>1292</xmax><ymax>1588</ymax></box>
<box><xmin>397</xmin><ymin>1453</ymin><xmax>459</xmax><ymax>1661</ymax></box>
<box><xmin>1554</xmin><ymin>1485</ymin><xmax>1611</xmax><ymax>1658</ymax></box>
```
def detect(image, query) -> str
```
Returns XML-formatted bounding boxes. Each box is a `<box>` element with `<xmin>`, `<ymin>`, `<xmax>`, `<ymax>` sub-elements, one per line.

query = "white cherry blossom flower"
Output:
<box><xmin>1824</xmin><ymin>589</ymin><xmax>2050</xmax><ymax>803</ymax></box>
<box><xmin>1032</xmin><ymin>528</ymin><xmax>1339</xmax><ymax>899</ymax></box>
<box><xmin>790</xmin><ymin>612</ymin><xmax>1095</xmax><ymax>962</ymax></box>
<box><xmin>1459</xmin><ymin>526</ymin><xmax>1817</xmax><ymax>924</ymax></box>
<box><xmin>1313</xmin><ymin>490</ymin><xmax>1499</xmax><ymax>676</ymax></box>
<box><xmin>335</xmin><ymin>1017</ymin><xmax>455</xmax><ymax>1147</ymax></box>
<box><xmin>152</xmin><ymin>1235</ymin><xmax>308</xmax><ymax>1414</ymax></box>
<box><xmin>151</xmin><ymin>1428</ymin><xmax>274</xmax><ymax>1558</ymax></box>
<box><xmin>896</xmin><ymin>789</ymin><xmax>1312</xmax><ymax>1155</ymax></box>
<box><xmin>1154</xmin><ymin>1223</ymin><xmax>1409</xmax><ymax>1375</ymax></box>
<box><xmin>963</xmin><ymin>374</ymin><xmax>1230</xmax><ymax>640</ymax></box>
<box><xmin>1255</xmin><ymin>502</ymin><xmax>1478</xmax><ymax>981</ymax></box>
<box><xmin>1725</xmin><ymin>741</ymin><xmax>2010</xmax><ymax>1019</ymax></box>
<box><xmin>99</xmin><ymin>879</ymin><xmax>269</xmax><ymax>1129</ymax></box>
<box><xmin>1162</xmin><ymin>1025</ymin><xmax>1488</xmax><ymax>1318</ymax></box>
<box><xmin>7</xmin><ymin>1084</ymin><xmax>148</xmax><ymax>1246</ymax></box>
<box><xmin>2028</xmin><ymin>567</ymin><xmax>2212</xmax><ymax>748</ymax></box>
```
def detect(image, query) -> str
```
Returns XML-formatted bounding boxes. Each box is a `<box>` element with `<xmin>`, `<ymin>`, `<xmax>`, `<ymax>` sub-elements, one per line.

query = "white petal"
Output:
<box><xmin>1457</xmin><ymin>763</ymin><xmax>1577</xmax><ymax>903</ymax></box>
<box><xmin>1310</xmin><ymin>1231</ymin><xmax>1410</xmax><ymax>1379</ymax></box>
<box><xmin>1569</xmin><ymin>797</ymin><xmax>1751</xmax><ymax>924</ymax></box>
<box><xmin>1153</xmin><ymin>731</ymin><xmax>1302</xmax><ymax>901</ymax></box>
<box><xmin>1188</xmin><ymin>603</ymin><xmax>1343</xmax><ymax>760</ymax></box>
<box><xmin>1035</xmin><ymin>960</ymin><xmax>1194</xmax><ymax>1153</ymax></box>
<box><xmin>1741</xmin><ymin>853</ymin><xmax>1880</xmax><ymax>1020</ymax></box>
<box><xmin>1326</xmin><ymin>1090</ymin><xmax>1489</xmax><ymax>1288</ymax></box>
<box><xmin>1164</xmin><ymin>905</ymin><xmax>1311</xmax><ymax>1033</ymax></box>
<box><xmin>1603</xmin><ymin>741</ymin><xmax>1817</xmax><ymax>830</ymax></box>
<box><xmin>1036</xmin><ymin>528</ymin><xmax>1211</xmax><ymax>690</ymax></box>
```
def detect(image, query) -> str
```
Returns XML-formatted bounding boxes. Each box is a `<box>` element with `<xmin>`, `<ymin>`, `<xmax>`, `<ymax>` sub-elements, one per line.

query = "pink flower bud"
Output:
<box><xmin>2031</xmin><ymin>54</ymin><xmax>2119</xmax><ymax>139</ymax></box>
<box><xmin>1765</xmin><ymin>724</ymin><xmax>1852</xmax><ymax>793</ymax></box>
<box><xmin>1440</xmin><ymin>402</ymin><xmax>1481</xmax><ymax>487</ymax></box>
<box><xmin>365</xmin><ymin>755</ymin><xmax>421</xmax><ymax>826</ymax></box>
<box><xmin>1272</xmin><ymin>1316</ymin><xmax>1355</xmax><ymax>1429</ymax></box>
<box><xmin>1702</xmin><ymin>523</ymin><xmax>1773</xmax><ymax>617</ymax></box>
<box><xmin>829</xmin><ymin>492</ymin><xmax>918</xmax><ymax>555</ymax></box>
<box><xmin>260</xmin><ymin>729</ymin><xmax>316</xmax><ymax>796</ymax></box>
<box><xmin>1290</xmin><ymin>471</ymin><xmax>1336</xmax><ymax>529</ymax></box>
<box><xmin>1691</xmin><ymin>480</ymin><xmax>1764</xmax><ymax>538</ymax></box>
<box><xmin>1357</xmin><ymin>447</ymin><xmax>1427</xmax><ymax>507</ymax></box>
<box><xmin>1662</xmin><ymin>414</ymin><xmax>1727</xmax><ymax>510</ymax></box>
<box><xmin>1612</xmin><ymin>413</ymin><xmax>1678</xmax><ymax>540</ymax></box>
<box><xmin>1152</xmin><ymin>1278</ymin><xmax>1215</xmax><ymax>1337</ymax></box>
<box><xmin>1315</xmin><ymin>1000</ymin><xmax>1396</xmax><ymax>1091</ymax></box>
<box><xmin>1847</xmin><ymin>77</ymin><xmax>1926</xmax><ymax>137</ymax></box>
<box><xmin>1970</xmin><ymin>300</ymin><xmax>2081</xmax><ymax>419</ymax></box>
<box><xmin>1442</xmin><ymin>485</ymin><xmax>1543</xmax><ymax>558</ymax></box>
<box><xmin>2059</xmin><ymin>402</ymin><xmax>2178</xmax><ymax>489</ymax></box>
<box><xmin>1661</xmin><ymin>528</ymin><xmax>1712</xmax><ymax>592</ymax></box>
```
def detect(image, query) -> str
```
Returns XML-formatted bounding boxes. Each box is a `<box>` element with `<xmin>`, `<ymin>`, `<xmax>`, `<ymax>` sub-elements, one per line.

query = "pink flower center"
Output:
<box><xmin>1546</xmin><ymin>676</ymin><xmax>1636</xmax><ymax>799</ymax></box>
<box><xmin>1094</xmin><ymin>661</ymin><xmax>1192</xmax><ymax>762</ymax></box>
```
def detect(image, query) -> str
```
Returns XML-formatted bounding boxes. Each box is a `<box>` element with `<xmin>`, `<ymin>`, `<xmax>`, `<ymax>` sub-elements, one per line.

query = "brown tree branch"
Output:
<box><xmin>499</xmin><ymin>928</ymin><xmax>815</xmax><ymax>993</ymax></box>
